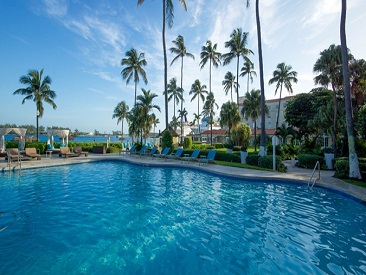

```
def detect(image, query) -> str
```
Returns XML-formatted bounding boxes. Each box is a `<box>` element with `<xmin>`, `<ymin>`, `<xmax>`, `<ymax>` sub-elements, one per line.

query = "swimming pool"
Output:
<box><xmin>0</xmin><ymin>161</ymin><xmax>365</xmax><ymax>274</ymax></box>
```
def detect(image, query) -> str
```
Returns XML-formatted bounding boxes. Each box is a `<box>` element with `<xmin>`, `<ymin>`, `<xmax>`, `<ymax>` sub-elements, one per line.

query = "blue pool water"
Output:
<box><xmin>0</xmin><ymin>161</ymin><xmax>365</xmax><ymax>274</ymax></box>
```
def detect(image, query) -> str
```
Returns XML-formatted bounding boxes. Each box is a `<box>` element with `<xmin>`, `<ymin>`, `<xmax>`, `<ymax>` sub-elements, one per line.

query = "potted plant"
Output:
<box><xmin>240</xmin><ymin>146</ymin><xmax>248</xmax><ymax>164</ymax></box>
<box><xmin>226</xmin><ymin>143</ymin><xmax>233</xmax><ymax>154</ymax></box>
<box><xmin>324</xmin><ymin>147</ymin><xmax>335</xmax><ymax>170</ymax></box>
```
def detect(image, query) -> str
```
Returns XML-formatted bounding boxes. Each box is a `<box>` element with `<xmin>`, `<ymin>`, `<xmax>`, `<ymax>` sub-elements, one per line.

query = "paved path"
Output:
<box><xmin>2</xmin><ymin>153</ymin><xmax>365</xmax><ymax>202</ymax></box>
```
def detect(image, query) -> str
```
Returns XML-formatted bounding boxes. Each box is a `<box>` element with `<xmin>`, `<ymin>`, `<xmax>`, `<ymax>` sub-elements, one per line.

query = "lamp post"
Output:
<box><xmin>36</xmin><ymin>110</ymin><xmax>40</xmax><ymax>141</ymax></box>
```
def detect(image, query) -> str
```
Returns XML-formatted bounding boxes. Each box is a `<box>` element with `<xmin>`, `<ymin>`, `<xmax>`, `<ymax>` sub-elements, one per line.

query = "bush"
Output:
<box><xmin>161</xmin><ymin>131</ymin><xmax>173</xmax><ymax>151</ymax></box>
<box><xmin>334</xmin><ymin>157</ymin><xmax>366</xmax><ymax>179</ymax></box>
<box><xmin>107</xmin><ymin>146</ymin><xmax>120</xmax><ymax>154</ymax></box>
<box><xmin>297</xmin><ymin>154</ymin><xmax>324</xmax><ymax>169</ymax></box>
<box><xmin>183</xmin><ymin>137</ymin><xmax>192</xmax><ymax>149</ymax></box>
<box><xmin>247</xmin><ymin>154</ymin><xmax>260</xmax><ymax>166</ymax></box>
<box><xmin>258</xmin><ymin>155</ymin><xmax>286</xmax><ymax>172</ymax></box>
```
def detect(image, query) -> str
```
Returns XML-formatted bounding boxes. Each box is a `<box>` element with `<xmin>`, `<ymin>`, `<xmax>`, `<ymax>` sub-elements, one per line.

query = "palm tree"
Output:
<box><xmin>220</xmin><ymin>101</ymin><xmax>241</xmax><ymax>138</ymax></box>
<box><xmin>165</xmin><ymin>77</ymin><xmax>183</xmax><ymax>118</ymax></box>
<box><xmin>202</xmin><ymin>92</ymin><xmax>219</xmax><ymax>146</ymax></box>
<box><xmin>121</xmin><ymin>48</ymin><xmax>148</xmax><ymax>106</ymax></box>
<box><xmin>241</xmin><ymin>89</ymin><xmax>262</xmax><ymax>152</ymax></box>
<box><xmin>222</xmin><ymin>28</ymin><xmax>253</xmax><ymax>106</ymax></box>
<box><xmin>150</xmin><ymin>113</ymin><xmax>160</xmax><ymax>146</ymax></box>
<box><xmin>170</xmin><ymin>115</ymin><xmax>180</xmax><ymax>130</ymax></box>
<box><xmin>170</xmin><ymin>34</ymin><xmax>194</xmax><ymax>143</ymax></box>
<box><xmin>246</xmin><ymin>0</ymin><xmax>266</xmax><ymax>156</ymax></box>
<box><xmin>268</xmin><ymin>62</ymin><xmax>298</xmax><ymax>129</ymax></box>
<box><xmin>112</xmin><ymin>101</ymin><xmax>129</xmax><ymax>137</ymax></box>
<box><xmin>222</xmin><ymin>71</ymin><xmax>237</xmax><ymax>102</ymax></box>
<box><xmin>137</xmin><ymin>0</ymin><xmax>187</xmax><ymax>131</ymax></box>
<box><xmin>240</xmin><ymin>59</ymin><xmax>257</xmax><ymax>94</ymax></box>
<box><xmin>189</xmin><ymin>79</ymin><xmax>208</xmax><ymax>135</ymax></box>
<box><xmin>200</xmin><ymin>40</ymin><xmax>222</xmax><ymax>95</ymax></box>
<box><xmin>13</xmin><ymin>69</ymin><xmax>57</xmax><ymax>141</ymax></box>
<box><xmin>340</xmin><ymin>0</ymin><xmax>361</xmax><ymax>179</ymax></box>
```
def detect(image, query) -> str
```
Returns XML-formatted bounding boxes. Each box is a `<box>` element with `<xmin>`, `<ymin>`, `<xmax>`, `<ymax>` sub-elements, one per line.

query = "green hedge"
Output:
<box><xmin>258</xmin><ymin>155</ymin><xmax>287</xmax><ymax>172</ymax></box>
<box><xmin>297</xmin><ymin>154</ymin><xmax>324</xmax><ymax>169</ymax></box>
<box><xmin>247</xmin><ymin>155</ymin><xmax>260</xmax><ymax>166</ymax></box>
<box><xmin>334</xmin><ymin>158</ymin><xmax>366</xmax><ymax>179</ymax></box>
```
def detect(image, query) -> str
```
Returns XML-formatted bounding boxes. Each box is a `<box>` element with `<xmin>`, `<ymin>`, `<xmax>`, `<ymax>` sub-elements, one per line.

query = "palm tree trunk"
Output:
<box><xmin>254</xmin><ymin>120</ymin><xmax>257</xmax><ymax>152</ymax></box>
<box><xmin>198</xmin><ymin>99</ymin><xmax>201</xmax><ymax>139</ymax></box>
<box><xmin>209</xmin><ymin>59</ymin><xmax>212</xmax><ymax>94</ymax></box>
<box><xmin>256</xmin><ymin>0</ymin><xmax>266</xmax><ymax>156</ymax></box>
<box><xmin>180</xmin><ymin>56</ymin><xmax>184</xmax><ymax>144</ymax></box>
<box><xmin>210</xmin><ymin>115</ymin><xmax>213</xmax><ymax>146</ymax></box>
<box><xmin>331</xmin><ymin>83</ymin><xmax>338</xmax><ymax>157</ymax></box>
<box><xmin>162</xmin><ymin>0</ymin><xmax>169</xmax><ymax>130</ymax></box>
<box><xmin>134</xmin><ymin>82</ymin><xmax>137</xmax><ymax>106</ymax></box>
<box><xmin>236</xmin><ymin>56</ymin><xmax>240</xmax><ymax>106</ymax></box>
<box><xmin>276</xmin><ymin>86</ymin><xmax>282</xmax><ymax>130</ymax></box>
<box><xmin>247</xmin><ymin>74</ymin><xmax>250</xmax><ymax>94</ymax></box>
<box><xmin>36</xmin><ymin>112</ymin><xmax>39</xmax><ymax>141</ymax></box>
<box><xmin>340</xmin><ymin>0</ymin><xmax>361</xmax><ymax>179</ymax></box>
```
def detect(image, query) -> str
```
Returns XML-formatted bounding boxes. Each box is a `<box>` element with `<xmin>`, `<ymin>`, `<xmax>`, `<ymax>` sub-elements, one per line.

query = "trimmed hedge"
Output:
<box><xmin>334</xmin><ymin>158</ymin><xmax>366</xmax><ymax>180</ymax></box>
<box><xmin>297</xmin><ymin>154</ymin><xmax>324</xmax><ymax>169</ymax></box>
<box><xmin>247</xmin><ymin>155</ymin><xmax>260</xmax><ymax>166</ymax></box>
<box><xmin>258</xmin><ymin>155</ymin><xmax>287</xmax><ymax>172</ymax></box>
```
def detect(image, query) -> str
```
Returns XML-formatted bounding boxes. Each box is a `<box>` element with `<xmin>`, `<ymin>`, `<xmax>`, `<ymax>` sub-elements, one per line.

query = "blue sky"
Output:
<box><xmin>1</xmin><ymin>0</ymin><xmax>365</xmax><ymax>134</ymax></box>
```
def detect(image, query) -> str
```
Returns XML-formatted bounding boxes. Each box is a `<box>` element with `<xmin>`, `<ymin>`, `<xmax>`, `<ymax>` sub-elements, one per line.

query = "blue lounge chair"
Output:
<box><xmin>165</xmin><ymin>147</ymin><xmax>183</xmax><ymax>161</ymax></box>
<box><xmin>134</xmin><ymin>145</ymin><xmax>147</xmax><ymax>156</ymax></box>
<box><xmin>199</xmin><ymin>149</ymin><xmax>217</xmax><ymax>166</ymax></box>
<box><xmin>181</xmin><ymin>149</ymin><xmax>200</xmax><ymax>163</ymax></box>
<box><xmin>152</xmin><ymin>147</ymin><xmax>170</xmax><ymax>159</ymax></box>
<box><xmin>128</xmin><ymin>145</ymin><xmax>137</xmax><ymax>156</ymax></box>
<box><xmin>140</xmin><ymin>146</ymin><xmax>157</xmax><ymax>158</ymax></box>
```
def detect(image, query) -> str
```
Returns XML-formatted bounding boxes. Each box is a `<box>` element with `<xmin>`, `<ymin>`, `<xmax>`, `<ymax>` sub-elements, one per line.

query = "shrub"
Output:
<box><xmin>334</xmin><ymin>157</ymin><xmax>366</xmax><ymax>179</ymax></box>
<box><xmin>107</xmin><ymin>146</ymin><xmax>120</xmax><ymax>154</ymax></box>
<box><xmin>297</xmin><ymin>154</ymin><xmax>324</xmax><ymax>169</ymax></box>
<box><xmin>258</xmin><ymin>155</ymin><xmax>286</xmax><ymax>172</ymax></box>
<box><xmin>161</xmin><ymin>131</ymin><xmax>173</xmax><ymax>151</ymax></box>
<box><xmin>247</xmin><ymin>155</ymin><xmax>260</xmax><ymax>166</ymax></box>
<box><xmin>183</xmin><ymin>137</ymin><xmax>192</xmax><ymax>149</ymax></box>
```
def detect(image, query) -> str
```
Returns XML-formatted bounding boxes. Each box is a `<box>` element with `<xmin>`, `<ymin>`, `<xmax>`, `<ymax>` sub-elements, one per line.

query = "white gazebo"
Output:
<box><xmin>0</xmin><ymin>128</ymin><xmax>27</xmax><ymax>152</ymax></box>
<box><xmin>47</xmin><ymin>129</ymin><xmax>70</xmax><ymax>147</ymax></box>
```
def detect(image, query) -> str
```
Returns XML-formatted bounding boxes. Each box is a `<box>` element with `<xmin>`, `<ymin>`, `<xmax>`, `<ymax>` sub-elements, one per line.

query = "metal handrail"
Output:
<box><xmin>308</xmin><ymin>161</ymin><xmax>320</xmax><ymax>188</ymax></box>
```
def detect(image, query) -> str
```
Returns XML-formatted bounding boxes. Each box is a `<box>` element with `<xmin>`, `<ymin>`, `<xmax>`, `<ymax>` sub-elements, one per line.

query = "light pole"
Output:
<box><xmin>36</xmin><ymin>110</ymin><xmax>40</xmax><ymax>141</ymax></box>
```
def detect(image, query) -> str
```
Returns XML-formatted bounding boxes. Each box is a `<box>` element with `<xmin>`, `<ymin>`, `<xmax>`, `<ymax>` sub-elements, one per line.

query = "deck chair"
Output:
<box><xmin>59</xmin><ymin>147</ymin><xmax>79</xmax><ymax>158</ymax></box>
<box><xmin>128</xmin><ymin>145</ymin><xmax>137</xmax><ymax>156</ymax></box>
<box><xmin>152</xmin><ymin>147</ymin><xmax>170</xmax><ymax>159</ymax></box>
<box><xmin>140</xmin><ymin>146</ymin><xmax>158</xmax><ymax>158</ymax></box>
<box><xmin>25</xmin><ymin>148</ymin><xmax>41</xmax><ymax>160</ymax></box>
<box><xmin>74</xmin><ymin>146</ymin><xmax>89</xmax><ymax>157</ymax></box>
<box><xmin>165</xmin><ymin>147</ymin><xmax>183</xmax><ymax>161</ymax></box>
<box><xmin>6</xmin><ymin>148</ymin><xmax>24</xmax><ymax>163</ymax></box>
<box><xmin>181</xmin><ymin>149</ymin><xmax>200</xmax><ymax>163</ymax></box>
<box><xmin>134</xmin><ymin>145</ymin><xmax>147</xmax><ymax>157</ymax></box>
<box><xmin>199</xmin><ymin>149</ymin><xmax>217</xmax><ymax>166</ymax></box>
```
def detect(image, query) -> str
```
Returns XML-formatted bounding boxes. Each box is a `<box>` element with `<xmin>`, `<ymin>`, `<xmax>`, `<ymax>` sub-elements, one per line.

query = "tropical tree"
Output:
<box><xmin>112</xmin><ymin>101</ymin><xmax>129</xmax><ymax>136</ymax></box>
<box><xmin>121</xmin><ymin>48</ymin><xmax>148</xmax><ymax>106</ymax></box>
<box><xmin>200</xmin><ymin>40</ymin><xmax>222</xmax><ymax>95</ymax></box>
<box><xmin>177</xmin><ymin>107</ymin><xmax>188</xmax><ymax>138</ymax></box>
<box><xmin>189</xmin><ymin>79</ymin><xmax>208</xmax><ymax>135</ymax></box>
<box><xmin>170</xmin><ymin>34</ymin><xmax>194</xmax><ymax>143</ymax></box>
<box><xmin>169</xmin><ymin>116</ymin><xmax>180</xmax><ymax>130</ymax></box>
<box><xmin>241</xmin><ymin>89</ymin><xmax>262</xmax><ymax>151</ymax></box>
<box><xmin>246</xmin><ymin>0</ymin><xmax>266</xmax><ymax>156</ymax></box>
<box><xmin>275</xmin><ymin>123</ymin><xmax>296</xmax><ymax>145</ymax></box>
<box><xmin>340</xmin><ymin>0</ymin><xmax>361</xmax><ymax>179</ymax></box>
<box><xmin>222</xmin><ymin>28</ymin><xmax>253</xmax><ymax>106</ymax></box>
<box><xmin>240</xmin><ymin>59</ymin><xmax>257</xmax><ymax>94</ymax></box>
<box><xmin>137</xmin><ymin>0</ymin><xmax>187</xmax><ymax>130</ymax></box>
<box><xmin>202</xmin><ymin>92</ymin><xmax>219</xmax><ymax>146</ymax></box>
<box><xmin>268</xmin><ymin>62</ymin><xmax>298</xmax><ymax>129</ymax></box>
<box><xmin>150</xmin><ymin>113</ymin><xmax>160</xmax><ymax>146</ymax></box>
<box><xmin>165</xmin><ymin>77</ymin><xmax>183</xmax><ymax>118</ymax></box>
<box><xmin>13</xmin><ymin>69</ymin><xmax>57</xmax><ymax>141</ymax></box>
<box><xmin>222</xmin><ymin>71</ymin><xmax>237</xmax><ymax>102</ymax></box>
<box><xmin>220</xmin><ymin>101</ymin><xmax>241</xmax><ymax>138</ymax></box>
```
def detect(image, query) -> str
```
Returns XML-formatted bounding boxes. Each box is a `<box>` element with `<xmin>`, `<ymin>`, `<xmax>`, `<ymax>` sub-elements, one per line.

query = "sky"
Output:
<box><xmin>1</xmin><ymin>0</ymin><xmax>365</xmax><ymax>134</ymax></box>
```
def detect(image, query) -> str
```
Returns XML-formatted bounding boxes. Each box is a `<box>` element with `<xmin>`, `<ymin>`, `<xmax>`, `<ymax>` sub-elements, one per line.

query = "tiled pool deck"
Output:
<box><xmin>2</xmin><ymin>153</ymin><xmax>366</xmax><ymax>202</ymax></box>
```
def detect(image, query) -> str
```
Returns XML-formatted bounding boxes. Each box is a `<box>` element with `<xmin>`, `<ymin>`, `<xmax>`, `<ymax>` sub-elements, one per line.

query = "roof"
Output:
<box><xmin>252</xmin><ymin>128</ymin><xmax>276</xmax><ymax>135</ymax></box>
<box><xmin>201</xmin><ymin>129</ymin><xmax>227</xmax><ymax>135</ymax></box>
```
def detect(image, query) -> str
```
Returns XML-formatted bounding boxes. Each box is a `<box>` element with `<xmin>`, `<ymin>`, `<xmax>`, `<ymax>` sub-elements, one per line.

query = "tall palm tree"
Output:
<box><xmin>170</xmin><ymin>34</ymin><xmax>194</xmax><ymax>143</ymax></box>
<box><xmin>340</xmin><ymin>0</ymin><xmax>361</xmax><ymax>179</ymax></box>
<box><xmin>222</xmin><ymin>28</ymin><xmax>253</xmax><ymax>106</ymax></box>
<box><xmin>170</xmin><ymin>116</ymin><xmax>180</xmax><ymax>130</ymax></box>
<box><xmin>202</xmin><ymin>92</ymin><xmax>219</xmax><ymax>146</ymax></box>
<box><xmin>200</xmin><ymin>40</ymin><xmax>222</xmax><ymax>96</ymax></box>
<box><xmin>268</xmin><ymin>62</ymin><xmax>298</xmax><ymax>129</ymax></box>
<box><xmin>241</xmin><ymin>89</ymin><xmax>262</xmax><ymax>152</ymax></box>
<box><xmin>246</xmin><ymin>0</ymin><xmax>266</xmax><ymax>156</ymax></box>
<box><xmin>13</xmin><ymin>69</ymin><xmax>57</xmax><ymax>141</ymax></box>
<box><xmin>240</xmin><ymin>59</ymin><xmax>257</xmax><ymax>94</ymax></box>
<box><xmin>112</xmin><ymin>101</ymin><xmax>129</xmax><ymax>137</ymax></box>
<box><xmin>165</xmin><ymin>77</ymin><xmax>183</xmax><ymax>118</ymax></box>
<box><xmin>220</xmin><ymin>101</ymin><xmax>241</xmax><ymax>138</ymax></box>
<box><xmin>121</xmin><ymin>48</ymin><xmax>148</xmax><ymax>106</ymax></box>
<box><xmin>137</xmin><ymin>0</ymin><xmax>187</xmax><ymax>130</ymax></box>
<box><xmin>150</xmin><ymin>113</ymin><xmax>160</xmax><ymax>146</ymax></box>
<box><xmin>222</xmin><ymin>71</ymin><xmax>237</xmax><ymax>102</ymax></box>
<box><xmin>189</xmin><ymin>79</ymin><xmax>208</xmax><ymax>136</ymax></box>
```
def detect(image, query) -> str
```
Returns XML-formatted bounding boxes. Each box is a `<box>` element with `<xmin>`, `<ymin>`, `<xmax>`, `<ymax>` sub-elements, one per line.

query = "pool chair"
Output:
<box><xmin>152</xmin><ymin>147</ymin><xmax>170</xmax><ymax>159</ymax></box>
<box><xmin>73</xmin><ymin>146</ymin><xmax>89</xmax><ymax>157</ymax></box>
<box><xmin>165</xmin><ymin>147</ymin><xmax>183</xmax><ymax>161</ymax></box>
<box><xmin>128</xmin><ymin>145</ymin><xmax>137</xmax><ymax>156</ymax></box>
<box><xmin>181</xmin><ymin>149</ymin><xmax>201</xmax><ymax>163</ymax></box>
<box><xmin>199</xmin><ymin>149</ymin><xmax>217</xmax><ymax>166</ymax></box>
<box><xmin>140</xmin><ymin>146</ymin><xmax>157</xmax><ymax>158</ymax></box>
<box><xmin>134</xmin><ymin>145</ymin><xmax>147</xmax><ymax>157</ymax></box>
<box><xmin>6</xmin><ymin>148</ymin><xmax>25</xmax><ymax>163</ymax></box>
<box><xmin>25</xmin><ymin>147</ymin><xmax>41</xmax><ymax>160</ymax></box>
<box><xmin>59</xmin><ymin>147</ymin><xmax>79</xmax><ymax>158</ymax></box>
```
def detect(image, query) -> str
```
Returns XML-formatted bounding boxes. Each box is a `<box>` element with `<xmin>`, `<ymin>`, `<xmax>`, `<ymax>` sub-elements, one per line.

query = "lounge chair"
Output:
<box><xmin>59</xmin><ymin>147</ymin><xmax>79</xmax><ymax>158</ymax></box>
<box><xmin>152</xmin><ymin>147</ymin><xmax>170</xmax><ymax>159</ymax></box>
<box><xmin>199</xmin><ymin>149</ymin><xmax>217</xmax><ymax>166</ymax></box>
<box><xmin>181</xmin><ymin>149</ymin><xmax>200</xmax><ymax>163</ymax></box>
<box><xmin>165</xmin><ymin>148</ymin><xmax>183</xmax><ymax>161</ymax></box>
<box><xmin>25</xmin><ymin>148</ymin><xmax>41</xmax><ymax>160</ymax></box>
<box><xmin>140</xmin><ymin>146</ymin><xmax>157</xmax><ymax>158</ymax></box>
<box><xmin>74</xmin><ymin>146</ymin><xmax>89</xmax><ymax>157</ymax></box>
<box><xmin>128</xmin><ymin>145</ymin><xmax>137</xmax><ymax>156</ymax></box>
<box><xmin>6</xmin><ymin>148</ymin><xmax>24</xmax><ymax>162</ymax></box>
<box><xmin>133</xmin><ymin>145</ymin><xmax>147</xmax><ymax>157</ymax></box>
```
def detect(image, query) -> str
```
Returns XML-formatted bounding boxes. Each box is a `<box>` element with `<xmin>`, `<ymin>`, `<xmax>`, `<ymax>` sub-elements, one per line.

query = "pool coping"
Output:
<box><xmin>2</xmin><ymin>153</ymin><xmax>366</xmax><ymax>203</ymax></box>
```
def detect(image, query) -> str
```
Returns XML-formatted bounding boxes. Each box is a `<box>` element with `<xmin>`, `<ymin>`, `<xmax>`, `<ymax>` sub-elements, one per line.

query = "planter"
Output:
<box><xmin>324</xmin><ymin>153</ymin><xmax>335</xmax><ymax>170</ymax></box>
<box><xmin>291</xmin><ymin>157</ymin><xmax>296</xmax><ymax>167</ymax></box>
<box><xmin>240</xmin><ymin>151</ymin><xmax>248</xmax><ymax>164</ymax></box>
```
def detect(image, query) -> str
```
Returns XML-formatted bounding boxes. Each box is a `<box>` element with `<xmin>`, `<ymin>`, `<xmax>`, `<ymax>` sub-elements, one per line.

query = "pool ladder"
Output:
<box><xmin>1</xmin><ymin>154</ymin><xmax>22</xmax><ymax>173</ymax></box>
<box><xmin>308</xmin><ymin>161</ymin><xmax>320</xmax><ymax>188</ymax></box>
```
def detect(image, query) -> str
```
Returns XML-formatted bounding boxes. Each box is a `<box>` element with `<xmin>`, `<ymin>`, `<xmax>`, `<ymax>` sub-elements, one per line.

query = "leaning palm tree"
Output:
<box><xmin>340</xmin><ymin>0</ymin><xmax>361</xmax><ymax>179</ymax></box>
<box><xmin>189</xmin><ymin>79</ymin><xmax>208</xmax><ymax>135</ymax></box>
<box><xmin>112</xmin><ymin>101</ymin><xmax>129</xmax><ymax>137</ymax></box>
<box><xmin>13</xmin><ymin>69</ymin><xmax>57</xmax><ymax>141</ymax></box>
<box><xmin>137</xmin><ymin>0</ymin><xmax>187</xmax><ymax>131</ymax></box>
<box><xmin>222</xmin><ymin>71</ymin><xmax>237</xmax><ymax>102</ymax></box>
<box><xmin>170</xmin><ymin>34</ymin><xmax>194</xmax><ymax>143</ymax></box>
<box><xmin>222</xmin><ymin>28</ymin><xmax>253</xmax><ymax>106</ymax></box>
<box><xmin>165</xmin><ymin>77</ymin><xmax>183</xmax><ymax>118</ymax></box>
<box><xmin>200</xmin><ymin>40</ymin><xmax>222</xmax><ymax>95</ymax></box>
<box><xmin>268</xmin><ymin>62</ymin><xmax>298</xmax><ymax>129</ymax></box>
<box><xmin>121</xmin><ymin>48</ymin><xmax>148</xmax><ymax>106</ymax></box>
<box><xmin>240</xmin><ymin>59</ymin><xmax>257</xmax><ymax>94</ymax></box>
<box><xmin>202</xmin><ymin>92</ymin><xmax>219</xmax><ymax>146</ymax></box>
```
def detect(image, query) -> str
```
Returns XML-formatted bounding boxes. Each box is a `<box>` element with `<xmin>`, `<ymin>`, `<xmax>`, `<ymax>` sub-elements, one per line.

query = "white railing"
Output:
<box><xmin>308</xmin><ymin>161</ymin><xmax>320</xmax><ymax>188</ymax></box>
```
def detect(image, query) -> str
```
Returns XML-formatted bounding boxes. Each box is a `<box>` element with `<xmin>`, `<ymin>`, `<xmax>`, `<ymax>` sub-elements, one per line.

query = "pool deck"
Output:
<box><xmin>2</xmin><ymin>153</ymin><xmax>366</xmax><ymax>202</ymax></box>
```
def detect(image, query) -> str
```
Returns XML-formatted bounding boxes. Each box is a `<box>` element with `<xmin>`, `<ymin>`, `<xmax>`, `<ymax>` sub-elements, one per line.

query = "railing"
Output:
<box><xmin>308</xmin><ymin>161</ymin><xmax>320</xmax><ymax>188</ymax></box>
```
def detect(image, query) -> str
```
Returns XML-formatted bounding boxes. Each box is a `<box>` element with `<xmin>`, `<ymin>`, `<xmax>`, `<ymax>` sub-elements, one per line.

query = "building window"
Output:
<box><xmin>323</xmin><ymin>136</ymin><xmax>329</xmax><ymax>148</ymax></box>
